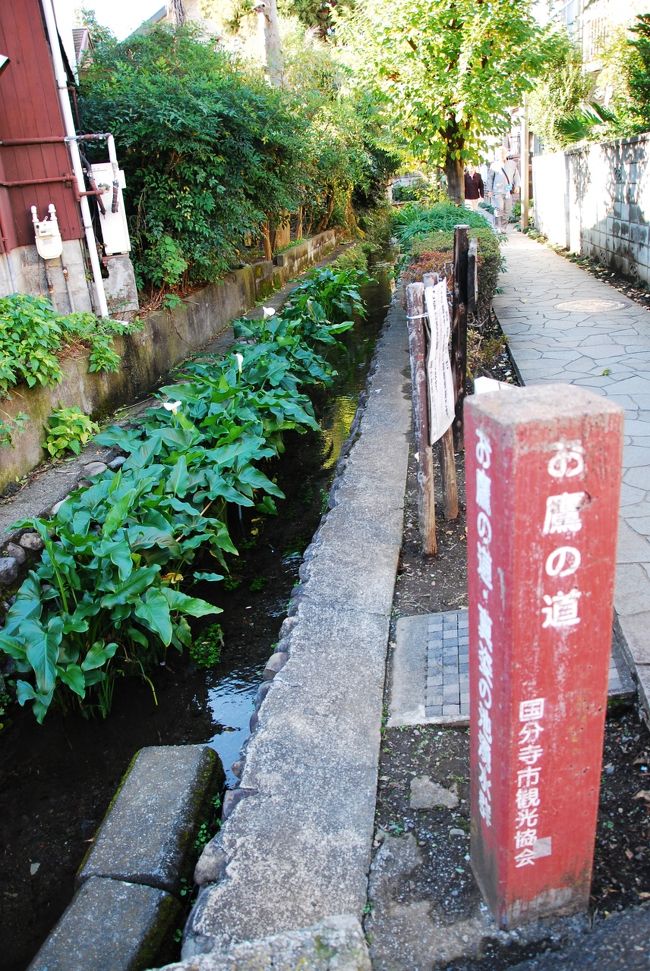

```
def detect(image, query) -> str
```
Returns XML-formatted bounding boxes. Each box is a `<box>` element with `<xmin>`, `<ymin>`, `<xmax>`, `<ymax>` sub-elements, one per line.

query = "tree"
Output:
<box><xmin>527</xmin><ymin>33</ymin><xmax>593</xmax><ymax>151</ymax></box>
<box><xmin>255</xmin><ymin>0</ymin><xmax>285</xmax><ymax>87</ymax></box>
<box><xmin>337</xmin><ymin>0</ymin><xmax>553</xmax><ymax>202</ymax></box>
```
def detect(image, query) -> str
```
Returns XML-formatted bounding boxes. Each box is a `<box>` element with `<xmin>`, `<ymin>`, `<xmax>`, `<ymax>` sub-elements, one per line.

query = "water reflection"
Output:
<box><xmin>205</xmin><ymin>663</ymin><xmax>265</xmax><ymax>786</ymax></box>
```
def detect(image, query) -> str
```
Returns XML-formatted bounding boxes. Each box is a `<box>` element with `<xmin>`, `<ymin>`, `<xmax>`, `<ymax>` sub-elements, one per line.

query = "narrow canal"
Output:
<box><xmin>0</xmin><ymin>263</ymin><xmax>394</xmax><ymax>970</ymax></box>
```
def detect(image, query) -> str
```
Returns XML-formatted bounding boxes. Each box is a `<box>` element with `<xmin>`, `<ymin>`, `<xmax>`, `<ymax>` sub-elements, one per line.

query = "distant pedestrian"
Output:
<box><xmin>487</xmin><ymin>148</ymin><xmax>520</xmax><ymax>230</ymax></box>
<box><xmin>464</xmin><ymin>165</ymin><xmax>484</xmax><ymax>211</ymax></box>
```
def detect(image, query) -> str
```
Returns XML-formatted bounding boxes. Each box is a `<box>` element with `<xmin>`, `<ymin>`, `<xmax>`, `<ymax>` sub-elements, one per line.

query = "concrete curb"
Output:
<box><xmin>29</xmin><ymin>746</ymin><xmax>224</xmax><ymax>970</ymax></box>
<box><xmin>169</xmin><ymin>288</ymin><xmax>411</xmax><ymax>960</ymax></box>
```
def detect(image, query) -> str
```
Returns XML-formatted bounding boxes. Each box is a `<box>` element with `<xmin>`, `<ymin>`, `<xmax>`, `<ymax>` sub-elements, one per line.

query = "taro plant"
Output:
<box><xmin>44</xmin><ymin>407</ymin><xmax>99</xmax><ymax>458</ymax></box>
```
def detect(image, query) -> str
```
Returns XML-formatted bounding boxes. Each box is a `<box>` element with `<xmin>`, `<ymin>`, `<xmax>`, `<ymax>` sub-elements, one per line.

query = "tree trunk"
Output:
<box><xmin>169</xmin><ymin>0</ymin><xmax>185</xmax><ymax>26</ymax></box>
<box><xmin>445</xmin><ymin>156</ymin><xmax>464</xmax><ymax>205</ymax></box>
<box><xmin>256</xmin><ymin>0</ymin><xmax>284</xmax><ymax>87</ymax></box>
<box><xmin>261</xmin><ymin>221</ymin><xmax>273</xmax><ymax>261</ymax></box>
<box><xmin>295</xmin><ymin>205</ymin><xmax>303</xmax><ymax>241</ymax></box>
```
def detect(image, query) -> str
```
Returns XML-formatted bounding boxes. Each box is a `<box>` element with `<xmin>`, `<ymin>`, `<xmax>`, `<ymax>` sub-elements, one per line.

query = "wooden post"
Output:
<box><xmin>520</xmin><ymin>96</ymin><xmax>530</xmax><ymax>232</ymax></box>
<box><xmin>466</xmin><ymin>385</ymin><xmax>623</xmax><ymax>928</ymax></box>
<box><xmin>406</xmin><ymin>282</ymin><xmax>437</xmax><ymax>555</ymax></box>
<box><xmin>423</xmin><ymin>273</ymin><xmax>458</xmax><ymax>521</ymax></box>
<box><xmin>452</xmin><ymin>225</ymin><xmax>469</xmax><ymax>444</ymax></box>
<box><xmin>467</xmin><ymin>237</ymin><xmax>478</xmax><ymax>319</ymax></box>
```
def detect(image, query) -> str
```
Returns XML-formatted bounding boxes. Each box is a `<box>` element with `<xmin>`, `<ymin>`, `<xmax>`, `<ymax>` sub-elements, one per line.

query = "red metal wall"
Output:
<box><xmin>0</xmin><ymin>0</ymin><xmax>82</xmax><ymax>254</ymax></box>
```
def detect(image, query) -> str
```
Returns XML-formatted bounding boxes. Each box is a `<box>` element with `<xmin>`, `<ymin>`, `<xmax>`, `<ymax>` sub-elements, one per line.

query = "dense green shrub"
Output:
<box><xmin>396</xmin><ymin>204</ymin><xmax>502</xmax><ymax>326</ymax></box>
<box><xmin>79</xmin><ymin>26</ymin><xmax>395</xmax><ymax>293</ymax></box>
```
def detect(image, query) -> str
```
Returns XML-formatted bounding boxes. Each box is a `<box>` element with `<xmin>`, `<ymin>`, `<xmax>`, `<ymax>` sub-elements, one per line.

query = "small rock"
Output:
<box><xmin>231</xmin><ymin>760</ymin><xmax>244</xmax><ymax>779</ymax></box>
<box><xmin>409</xmin><ymin>776</ymin><xmax>459</xmax><ymax>811</ymax></box>
<box><xmin>194</xmin><ymin>840</ymin><xmax>228</xmax><ymax>886</ymax></box>
<box><xmin>449</xmin><ymin>827</ymin><xmax>467</xmax><ymax>838</ymax></box>
<box><xmin>3</xmin><ymin>543</ymin><xmax>26</xmax><ymax>565</ymax></box>
<box><xmin>0</xmin><ymin>557</ymin><xmax>19</xmax><ymax>587</ymax></box>
<box><xmin>254</xmin><ymin>680</ymin><xmax>272</xmax><ymax>709</ymax></box>
<box><xmin>263</xmin><ymin>651</ymin><xmax>288</xmax><ymax>681</ymax></box>
<box><xmin>30</xmin><ymin>862</ymin><xmax>40</xmax><ymax>876</ymax></box>
<box><xmin>19</xmin><ymin>532</ymin><xmax>44</xmax><ymax>552</ymax></box>
<box><xmin>83</xmin><ymin>461</ymin><xmax>107</xmax><ymax>477</ymax></box>
<box><xmin>108</xmin><ymin>455</ymin><xmax>126</xmax><ymax>470</ymax></box>
<box><xmin>222</xmin><ymin>787</ymin><xmax>256</xmax><ymax>821</ymax></box>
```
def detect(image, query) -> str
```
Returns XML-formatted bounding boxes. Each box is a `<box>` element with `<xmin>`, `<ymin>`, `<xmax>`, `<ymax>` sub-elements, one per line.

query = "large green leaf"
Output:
<box><xmin>135</xmin><ymin>589</ymin><xmax>173</xmax><ymax>645</ymax></box>
<box><xmin>162</xmin><ymin>587</ymin><xmax>222</xmax><ymax>617</ymax></box>
<box><xmin>100</xmin><ymin>565</ymin><xmax>160</xmax><ymax>608</ymax></box>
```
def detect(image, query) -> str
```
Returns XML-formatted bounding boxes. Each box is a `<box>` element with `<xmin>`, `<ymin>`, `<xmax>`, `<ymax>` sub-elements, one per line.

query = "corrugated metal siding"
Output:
<box><xmin>0</xmin><ymin>0</ymin><xmax>82</xmax><ymax>252</ymax></box>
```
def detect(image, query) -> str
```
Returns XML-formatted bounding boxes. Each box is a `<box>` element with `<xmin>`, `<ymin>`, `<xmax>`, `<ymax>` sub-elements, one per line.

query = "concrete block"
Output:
<box><xmin>28</xmin><ymin>876</ymin><xmax>180</xmax><ymax>971</ymax></box>
<box><xmin>77</xmin><ymin>745</ymin><xmax>223</xmax><ymax>894</ymax></box>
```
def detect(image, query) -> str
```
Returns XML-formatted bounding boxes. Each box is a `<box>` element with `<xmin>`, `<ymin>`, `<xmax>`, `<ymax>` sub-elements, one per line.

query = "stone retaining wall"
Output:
<box><xmin>533</xmin><ymin>134</ymin><xmax>650</xmax><ymax>281</ymax></box>
<box><xmin>0</xmin><ymin>231</ymin><xmax>337</xmax><ymax>494</ymax></box>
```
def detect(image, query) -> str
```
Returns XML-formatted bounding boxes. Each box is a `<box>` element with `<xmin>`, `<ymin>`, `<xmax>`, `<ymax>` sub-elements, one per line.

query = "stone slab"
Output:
<box><xmin>78</xmin><ymin>745</ymin><xmax>223</xmax><ymax>894</ymax></box>
<box><xmin>159</xmin><ymin>915</ymin><xmax>371</xmax><ymax>971</ymax></box>
<box><xmin>28</xmin><ymin>876</ymin><xmax>180</xmax><ymax>971</ymax></box>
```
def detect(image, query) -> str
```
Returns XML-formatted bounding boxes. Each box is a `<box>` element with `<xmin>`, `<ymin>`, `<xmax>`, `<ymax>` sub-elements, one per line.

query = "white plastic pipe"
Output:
<box><xmin>41</xmin><ymin>0</ymin><xmax>109</xmax><ymax>318</ymax></box>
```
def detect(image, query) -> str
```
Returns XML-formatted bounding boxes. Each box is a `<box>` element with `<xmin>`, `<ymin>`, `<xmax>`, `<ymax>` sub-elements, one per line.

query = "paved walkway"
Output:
<box><xmin>493</xmin><ymin>230</ymin><xmax>650</xmax><ymax>715</ymax></box>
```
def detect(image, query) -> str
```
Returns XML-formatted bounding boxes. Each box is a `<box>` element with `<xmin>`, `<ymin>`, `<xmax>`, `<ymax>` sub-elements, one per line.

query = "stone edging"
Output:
<box><xmin>29</xmin><ymin>746</ymin><xmax>223</xmax><ymax>971</ymax></box>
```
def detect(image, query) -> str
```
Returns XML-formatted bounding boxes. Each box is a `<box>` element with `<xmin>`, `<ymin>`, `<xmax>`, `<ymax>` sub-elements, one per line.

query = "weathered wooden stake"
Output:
<box><xmin>467</xmin><ymin>237</ymin><xmax>478</xmax><ymax>319</ymax></box>
<box><xmin>406</xmin><ymin>282</ymin><xmax>436</xmax><ymax>555</ymax></box>
<box><xmin>466</xmin><ymin>384</ymin><xmax>623</xmax><ymax>928</ymax></box>
<box><xmin>452</xmin><ymin>225</ymin><xmax>469</xmax><ymax>445</ymax></box>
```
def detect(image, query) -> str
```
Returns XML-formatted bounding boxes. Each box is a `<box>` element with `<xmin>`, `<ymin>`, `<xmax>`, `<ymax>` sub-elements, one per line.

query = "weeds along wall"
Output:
<box><xmin>0</xmin><ymin>232</ymin><xmax>336</xmax><ymax>493</ymax></box>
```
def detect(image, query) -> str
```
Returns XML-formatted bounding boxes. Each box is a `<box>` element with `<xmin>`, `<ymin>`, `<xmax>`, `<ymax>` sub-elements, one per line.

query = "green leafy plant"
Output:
<box><xmin>0</xmin><ymin>294</ymin><xmax>132</xmax><ymax>397</ymax></box>
<box><xmin>189</xmin><ymin>623</ymin><xmax>224</xmax><ymax>668</ymax></box>
<box><xmin>0</xmin><ymin>411</ymin><xmax>28</xmax><ymax>448</ymax></box>
<box><xmin>44</xmin><ymin>408</ymin><xmax>100</xmax><ymax>458</ymax></box>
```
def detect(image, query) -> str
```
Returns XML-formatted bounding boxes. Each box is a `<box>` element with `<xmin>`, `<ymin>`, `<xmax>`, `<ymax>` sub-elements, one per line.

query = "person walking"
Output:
<box><xmin>464</xmin><ymin>164</ymin><xmax>484</xmax><ymax>211</ymax></box>
<box><xmin>487</xmin><ymin>148</ymin><xmax>520</xmax><ymax>230</ymax></box>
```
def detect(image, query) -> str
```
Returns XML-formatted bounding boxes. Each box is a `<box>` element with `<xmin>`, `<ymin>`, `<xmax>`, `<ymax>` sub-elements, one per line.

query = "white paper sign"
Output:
<box><xmin>424</xmin><ymin>279</ymin><xmax>455</xmax><ymax>444</ymax></box>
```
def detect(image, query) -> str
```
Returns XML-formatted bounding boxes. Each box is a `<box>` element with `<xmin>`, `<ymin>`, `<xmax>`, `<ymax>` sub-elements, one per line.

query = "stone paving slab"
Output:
<box><xmin>158</xmin><ymin>915</ymin><xmax>371</xmax><ymax>971</ymax></box>
<box><xmin>390</xmin><ymin>610</ymin><xmax>635</xmax><ymax>728</ymax></box>
<box><xmin>494</xmin><ymin>231</ymin><xmax>650</xmax><ymax>717</ymax></box>
<box><xmin>78</xmin><ymin>745</ymin><xmax>223</xmax><ymax>894</ymax></box>
<box><xmin>29</xmin><ymin>876</ymin><xmax>180</xmax><ymax>971</ymax></box>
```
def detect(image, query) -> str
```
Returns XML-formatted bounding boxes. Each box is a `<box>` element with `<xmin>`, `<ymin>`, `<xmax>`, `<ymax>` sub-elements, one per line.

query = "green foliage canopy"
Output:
<box><xmin>336</xmin><ymin>0</ymin><xmax>554</xmax><ymax>199</ymax></box>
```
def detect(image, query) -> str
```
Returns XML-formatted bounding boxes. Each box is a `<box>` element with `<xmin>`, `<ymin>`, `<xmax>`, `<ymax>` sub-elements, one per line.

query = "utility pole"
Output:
<box><xmin>520</xmin><ymin>95</ymin><xmax>530</xmax><ymax>231</ymax></box>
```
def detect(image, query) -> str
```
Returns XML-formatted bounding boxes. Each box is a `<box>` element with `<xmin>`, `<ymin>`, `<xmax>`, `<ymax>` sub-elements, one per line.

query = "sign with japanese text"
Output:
<box><xmin>466</xmin><ymin>385</ymin><xmax>623</xmax><ymax>928</ymax></box>
<box><xmin>424</xmin><ymin>279</ymin><xmax>455</xmax><ymax>444</ymax></box>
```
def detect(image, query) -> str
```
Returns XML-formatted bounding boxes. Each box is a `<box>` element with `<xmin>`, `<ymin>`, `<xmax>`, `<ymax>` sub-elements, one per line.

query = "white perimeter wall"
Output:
<box><xmin>533</xmin><ymin>133</ymin><xmax>650</xmax><ymax>284</ymax></box>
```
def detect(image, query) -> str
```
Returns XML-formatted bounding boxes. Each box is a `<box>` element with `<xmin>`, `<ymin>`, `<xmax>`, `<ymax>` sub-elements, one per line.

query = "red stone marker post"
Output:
<box><xmin>465</xmin><ymin>385</ymin><xmax>623</xmax><ymax>928</ymax></box>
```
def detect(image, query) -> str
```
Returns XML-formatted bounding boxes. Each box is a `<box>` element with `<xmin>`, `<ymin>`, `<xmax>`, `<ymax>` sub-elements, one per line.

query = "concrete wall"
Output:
<box><xmin>0</xmin><ymin>231</ymin><xmax>337</xmax><ymax>494</ymax></box>
<box><xmin>533</xmin><ymin>134</ymin><xmax>650</xmax><ymax>283</ymax></box>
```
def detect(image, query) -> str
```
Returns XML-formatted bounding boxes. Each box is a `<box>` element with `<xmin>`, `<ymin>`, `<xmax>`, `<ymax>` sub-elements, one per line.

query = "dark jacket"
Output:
<box><xmin>464</xmin><ymin>171</ymin><xmax>484</xmax><ymax>201</ymax></box>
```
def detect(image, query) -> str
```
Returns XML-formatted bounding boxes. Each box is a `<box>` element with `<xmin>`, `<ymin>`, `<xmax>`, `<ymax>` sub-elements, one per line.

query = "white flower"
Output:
<box><xmin>262</xmin><ymin>306</ymin><xmax>276</xmax><ymax>319</ymax></box>
<box><xmin>163</xmin><ymin>400</ymin><xmax>182</xmax><ymax>414</ymax></box>
<box><xmin>234</xmin><ymin>352</ymin><xmax>244</xmax><ymax>374</ymax></box>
